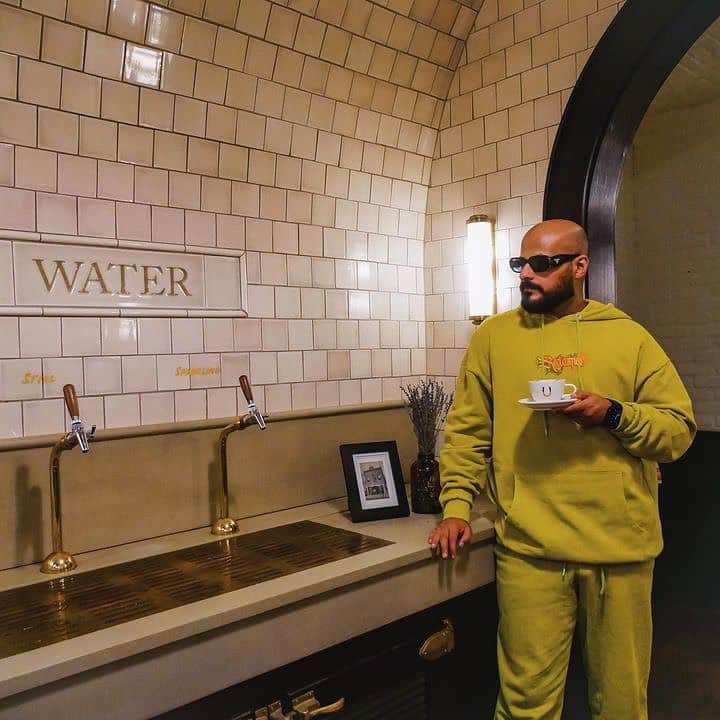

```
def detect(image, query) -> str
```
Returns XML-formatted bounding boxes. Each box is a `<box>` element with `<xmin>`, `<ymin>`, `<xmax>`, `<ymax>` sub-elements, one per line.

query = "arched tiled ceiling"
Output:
<box><xmin>288</xmin><ymin>0</ymin><xmax>488</xmax><ymax>73</ymax></box>
<box><xmin>173</xmin><ymin>0</ymin><xmax>492</xmax><ymax>139</ymax></box>
<box><xmin>306</xmin><ymin>0</ymin><xmax>486</xmax><ymax>80</ymax></box>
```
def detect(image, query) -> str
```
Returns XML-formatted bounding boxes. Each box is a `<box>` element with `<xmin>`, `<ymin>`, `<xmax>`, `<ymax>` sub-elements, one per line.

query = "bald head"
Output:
<box><xmin>522</xmin><ymin>219</ymin><xmax>589</xmax><ymax>256</ymax></box>
<box><xmin>517</xmin><ymin>219</ymin><xmax>590</xmax><ymax>316</ymax></box>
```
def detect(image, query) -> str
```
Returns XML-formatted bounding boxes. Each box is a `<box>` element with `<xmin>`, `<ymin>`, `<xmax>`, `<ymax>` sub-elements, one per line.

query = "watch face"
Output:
<box><xmin>602</xmin><ymin>401</ymin><xmax>620</xmax><ymax>429</ymax></box>
<box><xmin>607</xmin><ymin>402</ymin><xmax>622</xmax><ymax>429</ymax></box>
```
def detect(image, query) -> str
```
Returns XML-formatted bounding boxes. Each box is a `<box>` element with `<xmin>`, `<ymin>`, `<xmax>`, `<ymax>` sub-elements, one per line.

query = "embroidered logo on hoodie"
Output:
<box><xmin>537</xmin><ymin>352</ymin><xmax>588</xmax><ymax>374</ymax></box>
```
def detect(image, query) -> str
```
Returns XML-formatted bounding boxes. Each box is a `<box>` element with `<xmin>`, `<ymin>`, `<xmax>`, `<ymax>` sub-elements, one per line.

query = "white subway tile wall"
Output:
<box><xmin>0</xmin><ymin>0</ymin><xmax>625</xmax><ymax>437</ymax></box>
<box><xmin>427</xmin><ymin>0</ymin><xmax>624</xmax><ymax>386</ymax></box>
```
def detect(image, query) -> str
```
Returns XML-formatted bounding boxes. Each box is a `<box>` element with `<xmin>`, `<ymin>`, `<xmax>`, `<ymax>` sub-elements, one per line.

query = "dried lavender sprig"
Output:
<box><xmin>403</xmin><ymin>382</ymin><xmax>452</xmax><ymax>454</ymax></box>
<box><xmin>401</xmin><ymin>378</ymin><xmax>454</xmax><ymax>455</ymax></box>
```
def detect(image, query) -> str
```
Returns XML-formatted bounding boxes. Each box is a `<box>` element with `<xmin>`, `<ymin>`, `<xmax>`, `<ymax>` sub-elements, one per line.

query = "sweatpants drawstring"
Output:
<box><xmin>559</xmin><ymin>564</ymin><xmax>605</xmax><ymax>594</ymax></box>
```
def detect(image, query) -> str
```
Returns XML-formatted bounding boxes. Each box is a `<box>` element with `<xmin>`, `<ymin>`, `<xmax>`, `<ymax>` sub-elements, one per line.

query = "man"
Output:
<box><xmin>429</xmin><ymin>220</ymin><xmax>695</xmax><ymax>719</ymax></box>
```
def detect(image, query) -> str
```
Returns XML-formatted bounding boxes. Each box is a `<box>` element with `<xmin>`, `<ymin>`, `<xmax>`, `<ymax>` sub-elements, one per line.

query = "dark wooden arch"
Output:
<box><xmin>543</xmin><ymin>0</ymin><xmax>720</xmax><ymax>302</ymax></box>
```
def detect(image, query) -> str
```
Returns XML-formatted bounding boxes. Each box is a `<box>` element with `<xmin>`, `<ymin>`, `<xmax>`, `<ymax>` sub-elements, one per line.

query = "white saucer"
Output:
<box><xmin>518</xmin><ymin>396</ymin><xmax>576</xmax><ymax>410</ymax></box>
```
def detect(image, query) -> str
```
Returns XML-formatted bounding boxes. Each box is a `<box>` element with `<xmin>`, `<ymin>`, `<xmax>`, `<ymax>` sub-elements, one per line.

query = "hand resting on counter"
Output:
<box><xmin>428</xmin><ymin>518</ymin><xmax>472</xmax><ymax>560</ymax></box>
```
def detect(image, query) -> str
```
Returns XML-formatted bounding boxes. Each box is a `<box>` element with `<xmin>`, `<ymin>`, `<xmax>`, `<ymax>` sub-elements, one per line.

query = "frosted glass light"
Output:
<box><xmin>466</xmin><ymin>215</ymin><xmax>496</xmax><ymax>321</ymax></box>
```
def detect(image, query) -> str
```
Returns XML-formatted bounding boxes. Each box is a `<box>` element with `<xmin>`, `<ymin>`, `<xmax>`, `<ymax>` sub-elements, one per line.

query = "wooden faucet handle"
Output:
<box><xmin>63</xmin><ymin>384</ymin><xmax>80</xmax><ymax>418</ymax></box>
<box><xmin>239</xmin><ymin>375</ymin><xmax>254</xmax><ymax>404</ymax></box>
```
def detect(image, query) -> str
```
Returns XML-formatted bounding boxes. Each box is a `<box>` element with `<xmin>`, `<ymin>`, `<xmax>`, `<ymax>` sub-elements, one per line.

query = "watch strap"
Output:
<box><xmin>602</xmin><ymin>399</ymin><xmax>623</xmax><ymax>430</ymax></box>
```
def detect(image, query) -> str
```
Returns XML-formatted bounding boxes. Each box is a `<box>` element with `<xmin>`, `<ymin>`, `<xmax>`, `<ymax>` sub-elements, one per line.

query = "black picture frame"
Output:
<box><xmin>339</xmin><ymin>441</ymin><xmax>409</xmax><ymax>522</ymax></box>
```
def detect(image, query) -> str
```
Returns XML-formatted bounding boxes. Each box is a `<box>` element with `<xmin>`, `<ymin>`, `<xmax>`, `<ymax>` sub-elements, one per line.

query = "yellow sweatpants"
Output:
<box><xmin>493</xmin><ymin>545</ymin><xmax>654</xmax><ymax>720</ymax></box>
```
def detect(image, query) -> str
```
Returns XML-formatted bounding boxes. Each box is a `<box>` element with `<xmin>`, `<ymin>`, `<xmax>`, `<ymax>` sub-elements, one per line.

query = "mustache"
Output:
<box><xmin>520</xmin><ymin>281</ymin><xmax>543</xmax><ymax>293</ymax></box>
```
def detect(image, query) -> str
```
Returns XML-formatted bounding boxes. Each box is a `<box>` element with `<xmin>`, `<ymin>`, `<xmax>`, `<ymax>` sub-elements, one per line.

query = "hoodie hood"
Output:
<box><xmin>519</xmin><ymin>299</ymin><xmax>631</xmax><ymax>327</ymax></box>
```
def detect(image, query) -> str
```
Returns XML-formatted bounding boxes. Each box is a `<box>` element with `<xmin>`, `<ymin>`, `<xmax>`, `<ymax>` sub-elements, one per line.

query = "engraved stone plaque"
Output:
<box><xmin>2</xmin><ymin>240</ymin><xmax>246</xmax><ymax>316</ymax></box>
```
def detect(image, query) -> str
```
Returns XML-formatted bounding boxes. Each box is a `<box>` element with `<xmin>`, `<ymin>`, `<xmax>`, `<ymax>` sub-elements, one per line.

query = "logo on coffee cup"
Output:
<box><xmin>528</xmin><ymin>379</ymin><xmax>577</xmax><ymax>402</ymax></box>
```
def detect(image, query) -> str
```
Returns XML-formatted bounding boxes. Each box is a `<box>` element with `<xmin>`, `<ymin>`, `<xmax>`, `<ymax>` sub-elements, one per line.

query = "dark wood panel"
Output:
<box><xmin>155</xmin><ymin>583</ymin><xmax>499</xmax><ymax>719</ymax></box>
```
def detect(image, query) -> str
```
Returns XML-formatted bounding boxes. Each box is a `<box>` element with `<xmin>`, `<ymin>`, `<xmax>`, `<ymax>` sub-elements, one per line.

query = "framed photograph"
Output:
<box><xmin>339</xmin><ymin>441</ymin><xmax>409</xmax><ymax>522</ymax></box>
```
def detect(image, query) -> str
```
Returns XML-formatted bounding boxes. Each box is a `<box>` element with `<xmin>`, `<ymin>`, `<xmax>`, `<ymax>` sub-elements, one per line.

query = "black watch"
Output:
<box><xmin>602</xmin><ymin>399</ymin><xmax>623</xmax><ymax>430</ymax></box>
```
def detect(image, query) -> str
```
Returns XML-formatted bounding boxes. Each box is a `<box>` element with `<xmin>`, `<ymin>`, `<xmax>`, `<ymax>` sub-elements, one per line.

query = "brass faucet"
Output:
<box><xmin>41</xmin><ymin>384</ymin><xmax>96</xmax><ymax>574</ymax></box>
<box><xmin>212</xmin><ymin>375</ymin><xmax>267</xmax><ymax>535</ymax></box>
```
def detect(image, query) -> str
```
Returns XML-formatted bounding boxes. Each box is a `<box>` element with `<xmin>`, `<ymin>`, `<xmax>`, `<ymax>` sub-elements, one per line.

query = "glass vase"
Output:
<box><xmin>410</xmin><ymin>453</ymin><xmax>441</xmax><ymax>514</ymax></box>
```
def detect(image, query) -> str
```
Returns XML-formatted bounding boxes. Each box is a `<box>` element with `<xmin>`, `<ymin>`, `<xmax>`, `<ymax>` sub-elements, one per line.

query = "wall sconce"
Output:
<box><xmin>466</xmin><ymin>214</ymin><xmax>496</xmax><ymax>325</ymax></box>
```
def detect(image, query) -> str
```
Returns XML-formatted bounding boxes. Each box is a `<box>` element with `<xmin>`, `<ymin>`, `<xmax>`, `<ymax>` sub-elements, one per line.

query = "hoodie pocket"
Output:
<box><xmin>506</xmin><ymin>471</ymin><xmax>640</xmax><ymax>552</ymax></box>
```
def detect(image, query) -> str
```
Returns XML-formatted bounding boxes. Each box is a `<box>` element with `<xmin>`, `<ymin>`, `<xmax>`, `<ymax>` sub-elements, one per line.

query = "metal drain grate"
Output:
<box><xmin>0</xmin><ymin>521</ymin><xmax>391</xmax><ymax>658</ymax></box>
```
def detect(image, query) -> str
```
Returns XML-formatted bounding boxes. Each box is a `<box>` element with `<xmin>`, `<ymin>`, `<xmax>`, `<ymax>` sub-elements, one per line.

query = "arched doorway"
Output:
<box><xmin>543</xmin><ymin>0</ymin><xmax>720</xmax><ymax>302</ymax></box>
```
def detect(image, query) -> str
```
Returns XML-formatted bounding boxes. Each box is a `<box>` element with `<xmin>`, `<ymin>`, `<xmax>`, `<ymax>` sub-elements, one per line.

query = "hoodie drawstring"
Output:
<box><xmin>574</xmin><ymin>313</ymin><xmax>584</xmax><ymax>390</ymax></box>
<box><xmin>540</xmin><ymin>315</ymin><xmax>550</xmax><ymax>438</ymax></box>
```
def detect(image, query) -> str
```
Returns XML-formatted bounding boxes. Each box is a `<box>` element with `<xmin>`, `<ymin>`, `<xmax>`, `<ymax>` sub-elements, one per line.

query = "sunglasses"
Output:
<box><xmin>509</xmin><ymin>254</ymin><xmax>581</xmax><ymax>273</ymax></box>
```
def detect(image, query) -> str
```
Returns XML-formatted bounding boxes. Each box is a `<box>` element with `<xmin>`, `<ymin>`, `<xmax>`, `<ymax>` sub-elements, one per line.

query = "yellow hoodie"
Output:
<box><xmin>439</xmin><ymin>300</ymin><xmax>696</xmax><ymax>564</ymax></box>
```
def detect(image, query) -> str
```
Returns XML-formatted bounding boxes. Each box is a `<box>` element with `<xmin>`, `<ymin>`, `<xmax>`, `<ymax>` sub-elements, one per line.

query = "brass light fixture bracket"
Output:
<box><xmin>467</xmin><ymin>213</ymin><xmax>490</xmax><ymax>223</ymax></box>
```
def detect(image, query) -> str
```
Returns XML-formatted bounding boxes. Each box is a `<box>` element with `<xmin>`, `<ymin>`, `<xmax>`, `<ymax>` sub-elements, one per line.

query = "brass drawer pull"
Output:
<box><xmin>419</xmin><ymin>618</ymin><xmax>455</xmax><ymax>661</ymax></box>
<box><xmin>292</xmin><ymin>691</ymin><xmax>346</xmax><ymax>718</ymax></box>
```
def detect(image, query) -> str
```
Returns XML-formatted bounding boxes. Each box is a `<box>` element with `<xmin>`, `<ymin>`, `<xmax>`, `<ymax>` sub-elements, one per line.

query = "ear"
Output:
<box><xmin>574</xmin><ymin>255</ymin><xmax>589</xmax><ymax>279</ymax></box>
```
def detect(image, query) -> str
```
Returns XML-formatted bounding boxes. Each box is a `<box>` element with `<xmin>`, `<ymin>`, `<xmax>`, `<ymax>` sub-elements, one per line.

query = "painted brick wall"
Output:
<box><xmin>617</xmin><ymin>97</ymin><xmax>720</xmax><ymax>431</ymax></box>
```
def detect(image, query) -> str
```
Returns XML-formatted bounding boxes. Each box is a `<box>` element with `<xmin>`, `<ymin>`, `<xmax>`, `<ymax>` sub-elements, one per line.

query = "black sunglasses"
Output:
<box><xmin>509</xmin><ymin>254</ymin><xmax>581</xmax><ymax>273</ymax></box>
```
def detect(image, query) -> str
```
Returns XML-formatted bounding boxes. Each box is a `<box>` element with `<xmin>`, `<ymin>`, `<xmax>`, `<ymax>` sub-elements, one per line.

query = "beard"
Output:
<box><xmin>520</xmin><ymin>272</ymin><xmax>574</xmax><ymax>313</ymax></box>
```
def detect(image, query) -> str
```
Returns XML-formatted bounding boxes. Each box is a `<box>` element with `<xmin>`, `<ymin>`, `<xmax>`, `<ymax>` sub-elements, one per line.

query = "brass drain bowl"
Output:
<box><xmin>0</xmin><ymin>521</ymin><xmax>391</xmax><ymax>659</ymax></box>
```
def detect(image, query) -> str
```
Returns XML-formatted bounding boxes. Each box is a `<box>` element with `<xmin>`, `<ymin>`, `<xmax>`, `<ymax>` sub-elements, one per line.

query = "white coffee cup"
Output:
<box><xmin>528</xmin><ymin>379</ymin><xmax>577</xmax><ymax>402</ymax></box>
